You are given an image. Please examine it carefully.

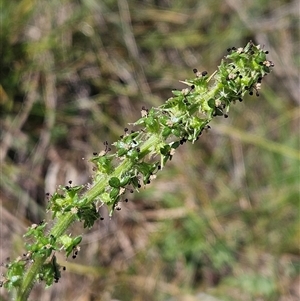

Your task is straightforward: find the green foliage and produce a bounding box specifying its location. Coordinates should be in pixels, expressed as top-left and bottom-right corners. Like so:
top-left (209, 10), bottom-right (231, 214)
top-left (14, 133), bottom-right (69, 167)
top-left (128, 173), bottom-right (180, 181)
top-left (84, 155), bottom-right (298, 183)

top-left (1, 1), bottom-right (298, 301)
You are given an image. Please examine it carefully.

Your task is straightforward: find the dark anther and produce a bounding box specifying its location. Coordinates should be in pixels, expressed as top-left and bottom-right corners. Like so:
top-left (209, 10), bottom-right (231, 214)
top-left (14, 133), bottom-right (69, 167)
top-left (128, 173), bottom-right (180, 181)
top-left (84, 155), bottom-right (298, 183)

top-left (147, 179), bottom-right (151, 184)
top-left (63, 266), bottom-right (66, 271)
top-left (213, 107), bottom-right (223, 116)
top-left (130, 189), bottom-right (134, 193)
top-left (265, 51), bottom-right (269, 54)
top-left (191, 85), bottom-right (195, 89)
top-left (244, 86), bottom-right (249, 90)
top-left (256, 92), bottom-right (260, 97)
top-left (249, 91), bottom-right (253, 95)
top-left (180, 138), bottom-right (187, 144)
top-left (258, 77), bottom-right (262, 83)
top-left (93, 152), bottom-right (98, 156)
top-left (137, 184), bottom-right (141, 188)
top-left (239, 75), bottom-right (243, 78)
top-left (238, 98), bottom-right (243, 102)
top-left (124, 128), bottom-right (128, 132)
top-left (224, 114), bottom-right (229, 118)
top-left (65, 186), bottom-right (70, 190)
top-left (68, 180), bottom-right (72, 184)
top-left (136, 147), bottom-right (140, 152)
top-left (120, 135), bottom-right (124, 139)
top-left (201, 71), bottom-right (208, 76)
top-left (193, 68), bottom-right (198, 73)
top-left (232, 47), bottom-right (237, 51)
top-left (72, 250), bottom-right (78, 259)
top-left (100, 217), bottom-right (104, 220)
top-left (227, 48), bottom-right (231, 52)
top-left (158, 165), bottom-right (161, 170)
top-left (103, 143), bottom-right (110, 154)
top-left (46, 193), bottom-right (50, 196)
top-left (124, 198), bottom-right (128, 202)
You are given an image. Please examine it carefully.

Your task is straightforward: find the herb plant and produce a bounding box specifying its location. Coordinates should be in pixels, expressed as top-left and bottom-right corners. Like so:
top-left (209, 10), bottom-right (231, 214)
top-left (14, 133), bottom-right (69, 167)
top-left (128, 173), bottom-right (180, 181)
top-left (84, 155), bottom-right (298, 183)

top-left (0, 41), bottom-right (274, 301)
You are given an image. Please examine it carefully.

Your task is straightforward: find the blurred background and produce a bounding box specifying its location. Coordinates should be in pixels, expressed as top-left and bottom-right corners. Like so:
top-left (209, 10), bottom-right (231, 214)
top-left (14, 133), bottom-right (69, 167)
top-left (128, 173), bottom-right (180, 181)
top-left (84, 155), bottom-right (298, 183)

top-left (0, 0), bottom-right (299, 300)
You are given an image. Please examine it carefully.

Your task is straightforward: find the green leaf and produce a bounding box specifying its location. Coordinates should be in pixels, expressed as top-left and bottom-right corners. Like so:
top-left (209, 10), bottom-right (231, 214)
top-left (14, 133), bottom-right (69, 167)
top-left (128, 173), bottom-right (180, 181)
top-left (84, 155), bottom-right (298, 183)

top-left (108, 177), bottom-right (121, 188)
top-left (117, 147), bottom-right (128, 157)
top-left (208, 98), bottom-right (215, 108)
top-left (170, 141), bottom-right (180, 149)
top-left (144, 113), bottom-right (160, 132)
top-left (64, 236), bottom-right (82, 257)
top-left (137, 162), bottom-right (151, 176)
top-left (120, 175), bottom-right (131, 186)
top-left (160, 145), bottom-right (171, 155)
top-left (97, 156), bottom-right (113, 174)
top-left (110, 187), bottom-right (120, 200)
top-left (161, 126), bottom-right (172, 139)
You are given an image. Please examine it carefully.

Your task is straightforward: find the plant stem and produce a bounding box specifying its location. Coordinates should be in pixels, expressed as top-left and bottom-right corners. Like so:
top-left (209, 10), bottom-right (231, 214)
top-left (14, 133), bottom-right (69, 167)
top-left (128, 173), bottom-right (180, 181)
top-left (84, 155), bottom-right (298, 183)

top-left (15, 134), bottom-right (161, 300)
top-left (3, 41), bottom-right (274, 301)
top-left (16, 255), bottom-right (46, 301)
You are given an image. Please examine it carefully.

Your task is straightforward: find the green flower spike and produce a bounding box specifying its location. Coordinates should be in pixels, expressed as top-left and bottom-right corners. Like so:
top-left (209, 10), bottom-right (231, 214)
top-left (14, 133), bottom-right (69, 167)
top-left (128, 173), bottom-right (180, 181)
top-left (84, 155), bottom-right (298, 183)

top-left (1, 41), bottom-right (273, 301)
